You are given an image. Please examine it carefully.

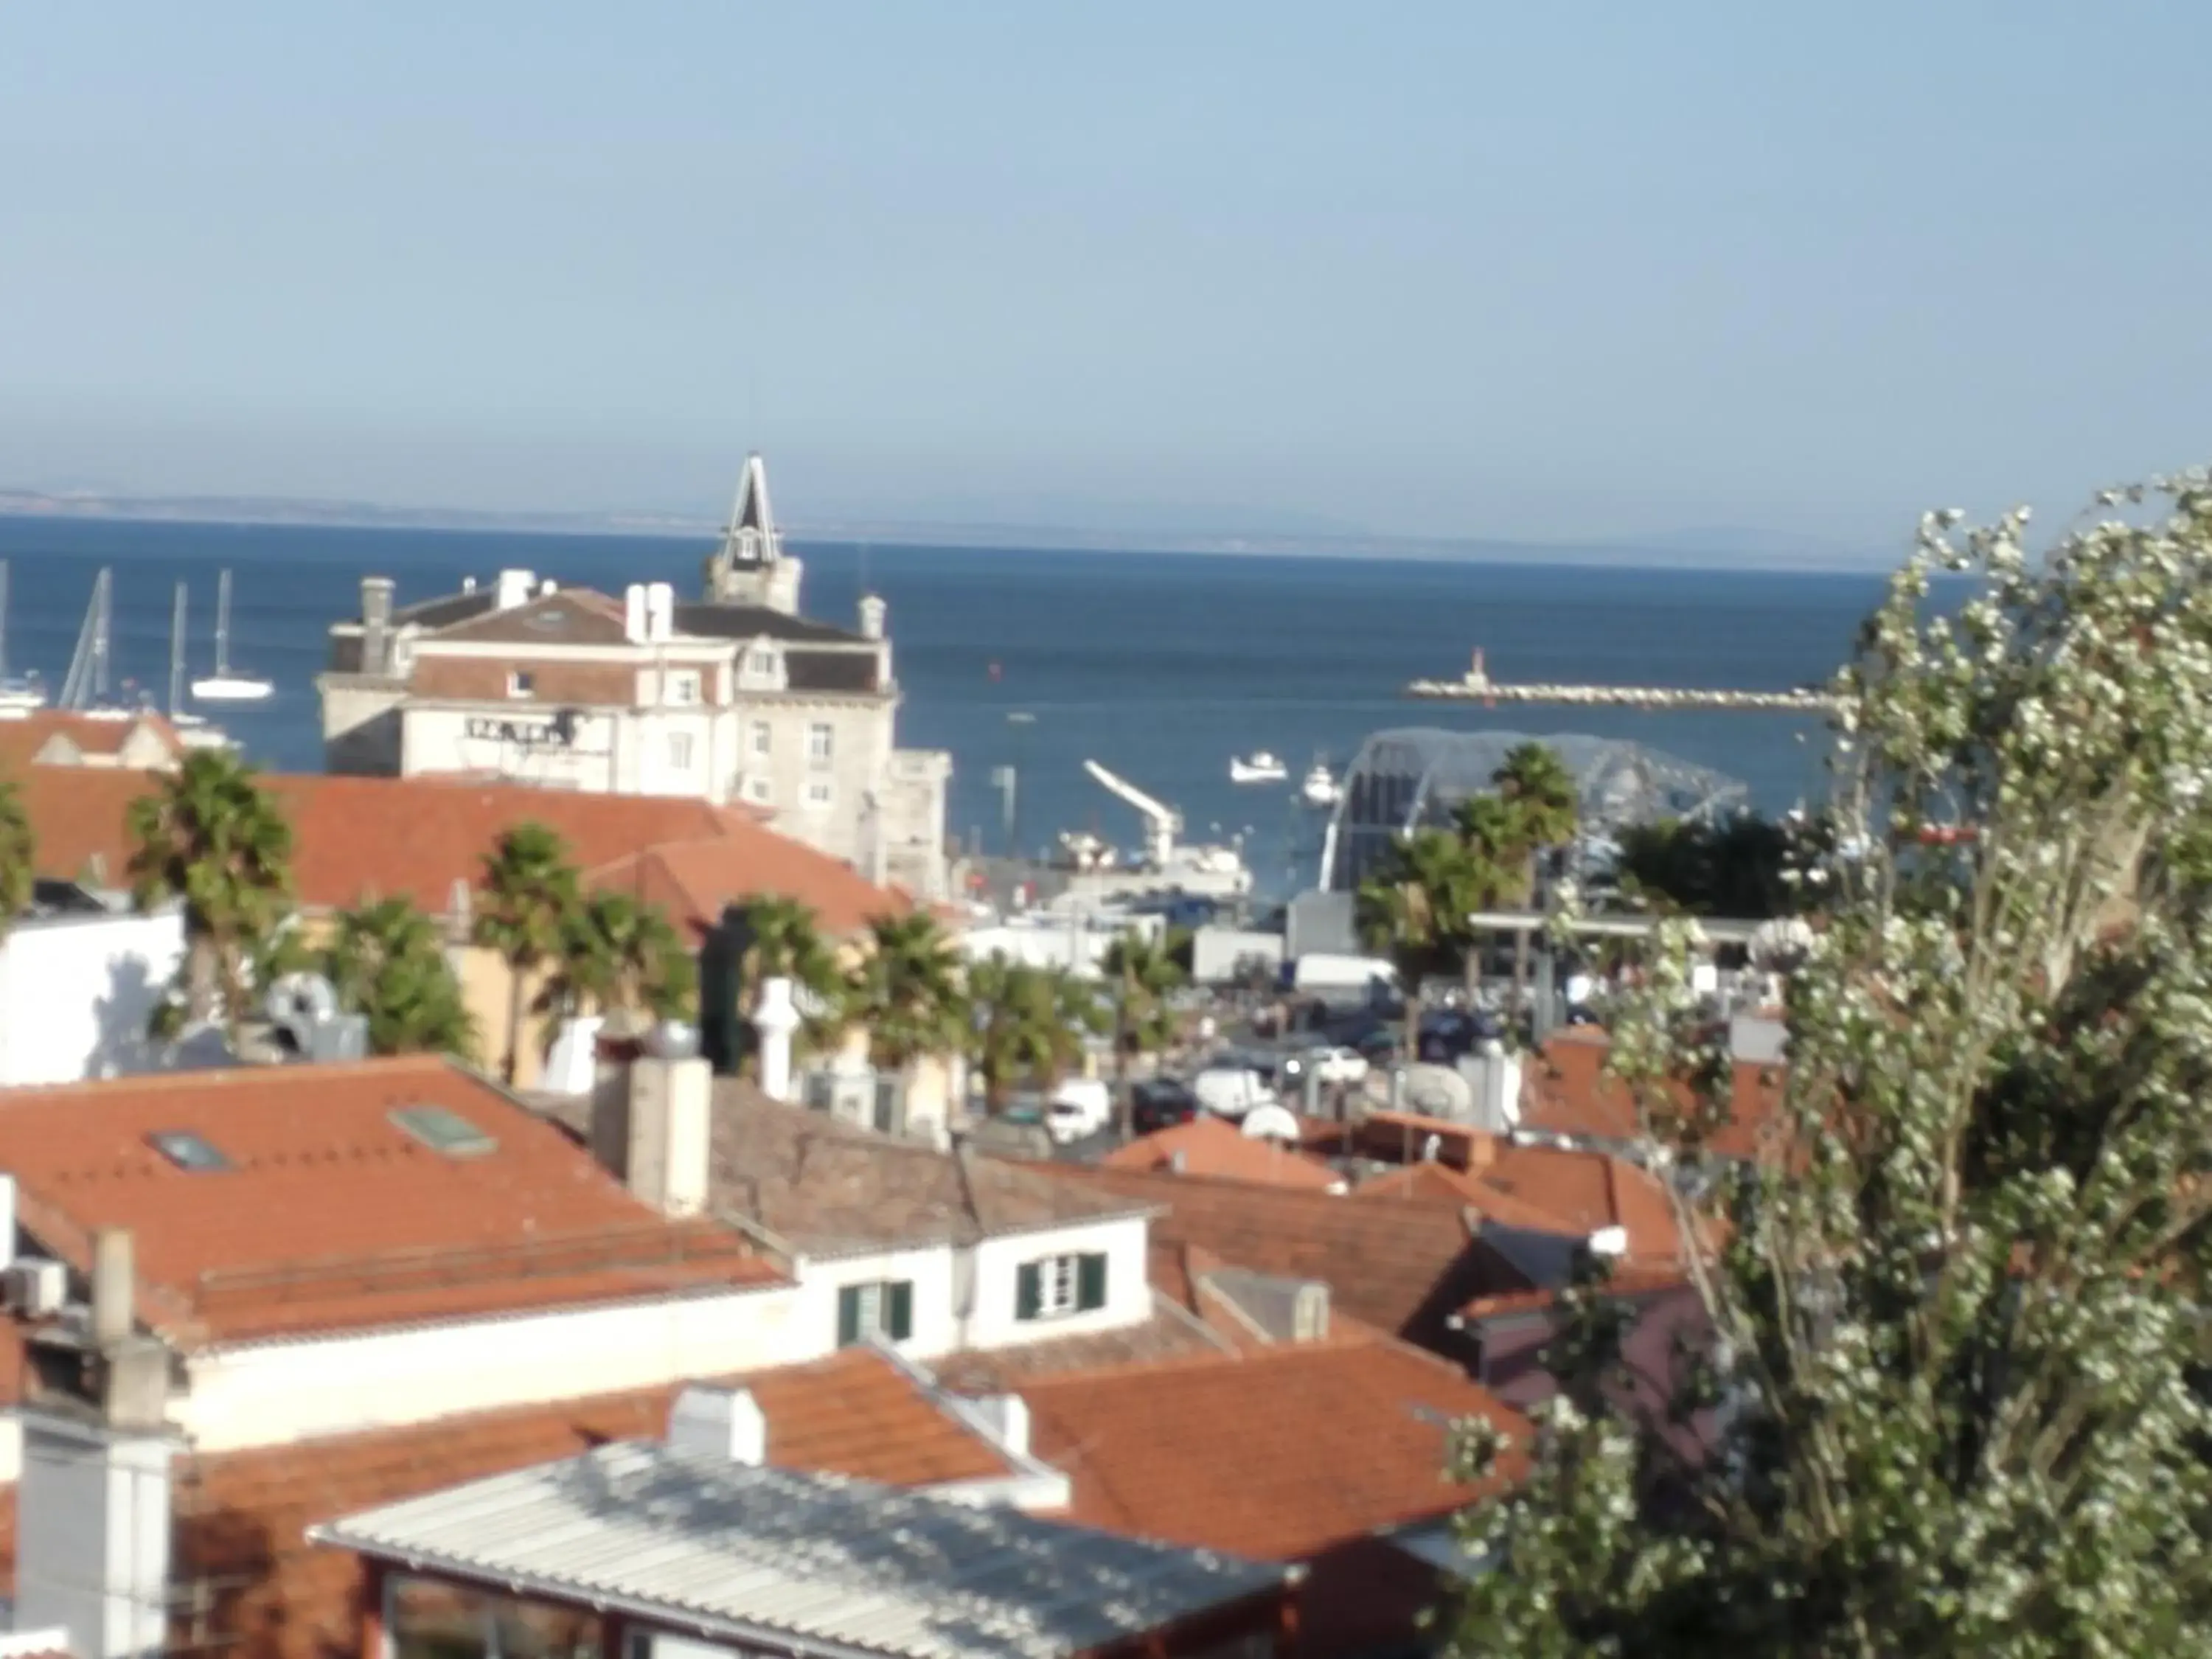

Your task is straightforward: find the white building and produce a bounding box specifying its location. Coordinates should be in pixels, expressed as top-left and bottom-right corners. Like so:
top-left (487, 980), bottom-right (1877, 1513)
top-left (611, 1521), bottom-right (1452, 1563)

top-left (0, 894), bottom-right (184, 1086)
top-left (317, 455), bottom-right (952, 900)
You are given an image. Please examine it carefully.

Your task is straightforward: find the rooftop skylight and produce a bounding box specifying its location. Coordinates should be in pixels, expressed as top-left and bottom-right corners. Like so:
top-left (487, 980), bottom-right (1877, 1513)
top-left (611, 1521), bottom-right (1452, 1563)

top-left (147, 1130), bottom-right (233, 1173)
top-left (389, 1105), bottom-right (497, 1159)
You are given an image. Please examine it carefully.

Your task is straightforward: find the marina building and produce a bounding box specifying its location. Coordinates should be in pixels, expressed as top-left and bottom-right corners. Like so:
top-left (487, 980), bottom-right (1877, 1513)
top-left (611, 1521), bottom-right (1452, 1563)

top-left (316, 455), bottom-right (952, 900)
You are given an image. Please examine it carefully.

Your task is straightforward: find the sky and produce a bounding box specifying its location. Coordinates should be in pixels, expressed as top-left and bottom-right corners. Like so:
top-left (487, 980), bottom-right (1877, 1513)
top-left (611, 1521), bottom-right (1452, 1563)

top-left (4, 2), bottom-right (2210, 555)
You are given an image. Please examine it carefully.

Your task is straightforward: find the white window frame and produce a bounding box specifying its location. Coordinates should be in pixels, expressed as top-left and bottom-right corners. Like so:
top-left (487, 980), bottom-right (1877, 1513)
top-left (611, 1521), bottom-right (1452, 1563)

top-left (666, 669), bottom-right (701, 706)
top-left (807, 722), bottom-right (834, 765)
top-left (506, 669), bottom-right (533, 698)
top-left (804, 778), bottom-right (834, 810)
top-left (1037, 1253), bottom-right (1079, 1317)
top-left (751, 721), bottom-right (772, 757)
top-left (667, 731), bottom-right (695, 771)
top-left (748, 647), bottom-right (777, 676)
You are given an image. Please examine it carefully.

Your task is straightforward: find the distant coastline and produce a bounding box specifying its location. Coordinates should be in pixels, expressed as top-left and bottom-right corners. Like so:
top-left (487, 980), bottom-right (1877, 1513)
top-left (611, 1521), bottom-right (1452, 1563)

top-left (0, 487), bottom-right (1881, 572)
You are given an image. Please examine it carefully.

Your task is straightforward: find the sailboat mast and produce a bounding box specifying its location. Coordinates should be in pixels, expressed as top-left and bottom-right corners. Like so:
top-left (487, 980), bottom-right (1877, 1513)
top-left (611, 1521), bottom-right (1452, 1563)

top-left (94, 568), bottom-right (111, 703)
top-left (214, 569), bottom-right (232, 676)
top-left (0, 560), bottom-right (11, 684)
top-left (170, 582), bottom-right (187, 717)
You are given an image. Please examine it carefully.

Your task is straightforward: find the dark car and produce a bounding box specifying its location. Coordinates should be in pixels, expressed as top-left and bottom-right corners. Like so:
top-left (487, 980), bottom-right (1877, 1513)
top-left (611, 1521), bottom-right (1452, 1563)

top-left (1131, 1079), bottom-right (1199, 1134)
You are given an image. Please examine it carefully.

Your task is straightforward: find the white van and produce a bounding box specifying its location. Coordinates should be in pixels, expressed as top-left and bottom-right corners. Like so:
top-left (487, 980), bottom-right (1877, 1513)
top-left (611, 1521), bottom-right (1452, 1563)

top-left (1044, 1078), bottom-right (1113, 1144)
top-left (1192, 1066), bottom-right (1277, 1120)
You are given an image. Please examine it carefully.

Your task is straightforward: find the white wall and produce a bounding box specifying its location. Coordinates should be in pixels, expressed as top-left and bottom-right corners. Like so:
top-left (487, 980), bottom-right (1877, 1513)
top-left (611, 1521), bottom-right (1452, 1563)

top-left (793, 1245), bottom-right (956, 1357)
top-left (967, 1216), bottom-right (1152, 1350)
top-left (0, 909), bottom-right (187, 1085)
top-left (175, 1284), bottom-right (804, 1451)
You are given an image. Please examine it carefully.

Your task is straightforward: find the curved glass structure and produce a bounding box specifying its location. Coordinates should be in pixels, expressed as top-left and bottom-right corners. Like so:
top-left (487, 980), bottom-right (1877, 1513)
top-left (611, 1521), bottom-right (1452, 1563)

top-left (1320, 726), bottom-right (1748, 891)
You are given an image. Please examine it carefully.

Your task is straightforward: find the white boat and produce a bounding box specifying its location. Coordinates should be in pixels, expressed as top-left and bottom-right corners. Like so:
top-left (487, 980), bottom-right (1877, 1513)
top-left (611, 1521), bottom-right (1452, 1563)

top-left (189, 569), bottom-right (275, 703)
top-left (0, 563), bottom-right (47, 715)
top-left (1229, 750), bottom-right (1287, 785)
top-left (1301, 760), bottom-right (1341, 809)
top-left (167, 582), bottom-right (234, 751)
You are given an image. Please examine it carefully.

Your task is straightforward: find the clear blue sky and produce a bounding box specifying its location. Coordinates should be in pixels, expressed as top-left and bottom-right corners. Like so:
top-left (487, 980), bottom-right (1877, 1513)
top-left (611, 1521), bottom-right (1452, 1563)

top-left (4, 2), bottom-right (2208, 552)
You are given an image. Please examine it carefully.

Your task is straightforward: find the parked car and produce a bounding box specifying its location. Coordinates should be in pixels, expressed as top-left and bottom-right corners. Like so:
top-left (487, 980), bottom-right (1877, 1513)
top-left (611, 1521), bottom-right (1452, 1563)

top-left (1043, 1078), bottom-right (1113, 1145)
top-left (1304, 1045), bottom-right (1370, 1085)
top-left (1131, 1078), bottom-right (1199, 1135)
top-left (1192, 1065), bottom-right (1278, 1119)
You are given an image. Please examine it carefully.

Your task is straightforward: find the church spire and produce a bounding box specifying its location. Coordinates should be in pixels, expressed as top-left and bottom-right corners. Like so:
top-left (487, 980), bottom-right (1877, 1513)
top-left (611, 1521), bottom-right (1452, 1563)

top-left (703, 451), bottom-right (804, 614)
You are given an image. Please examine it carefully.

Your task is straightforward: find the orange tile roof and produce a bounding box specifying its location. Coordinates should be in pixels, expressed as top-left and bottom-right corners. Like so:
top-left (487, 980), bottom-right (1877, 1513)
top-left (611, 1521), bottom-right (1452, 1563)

top-left (0, 710), bottom-right (183, 771)
top-left (1017, 1338), bottom-right (1531, 1561)
top-left (1021, 1163), bottom-right (1526, 1340)
top-left (143, 1349), bottom-right (1010, 1659)
top-left (1100, 1116), bottom-right (1346, 1192)
top-left (0, 1056), bottom-right (776, 1345)
top-left (1357, 1144), bottom-right (1691, 1264)
top-left (17, 767), bottom-right (901, 934)
top-left (1523, 1030), bottom-right (1786, 1161)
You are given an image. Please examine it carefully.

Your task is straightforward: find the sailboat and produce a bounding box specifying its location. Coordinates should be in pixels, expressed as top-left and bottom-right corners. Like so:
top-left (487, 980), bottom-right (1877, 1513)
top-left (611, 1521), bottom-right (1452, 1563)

top-left (190, 569), bottom-right (274, 703)
top-left (167, 583), bottom-right (233, 751)
top-left (0, 563), bottom-right (48, 715)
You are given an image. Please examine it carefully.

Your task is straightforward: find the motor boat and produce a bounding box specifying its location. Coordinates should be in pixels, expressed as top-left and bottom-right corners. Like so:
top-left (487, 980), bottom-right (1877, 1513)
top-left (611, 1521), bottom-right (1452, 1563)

top-left (189, 568), bottom-right (275, 703)
top-left (1300, 759), bottom-right (1340, 808)
top-left (1229, 750), bottom-right (1287, 785)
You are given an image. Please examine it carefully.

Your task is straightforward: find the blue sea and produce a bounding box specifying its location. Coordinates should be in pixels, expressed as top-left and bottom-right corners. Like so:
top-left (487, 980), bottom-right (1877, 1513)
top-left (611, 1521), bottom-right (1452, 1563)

top-left (0, 517), bottom-right (1879, 894)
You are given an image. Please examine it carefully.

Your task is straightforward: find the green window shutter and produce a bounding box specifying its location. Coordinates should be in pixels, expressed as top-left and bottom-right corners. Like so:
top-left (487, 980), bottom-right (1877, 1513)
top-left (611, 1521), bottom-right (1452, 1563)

top-left (887, 1280), bottom-right (915, 1343)
top-left (1077, 1252), bottom-right (1108, 1312)
top-left (1016, 1262), bottom-right (1043, 1322)
top-left (836, 1284), bottom-right (863, 1347)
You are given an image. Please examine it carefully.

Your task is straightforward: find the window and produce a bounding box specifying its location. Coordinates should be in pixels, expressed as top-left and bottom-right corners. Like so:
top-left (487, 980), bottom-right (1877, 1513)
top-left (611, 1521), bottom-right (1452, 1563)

top-left (389, 1105), bottom-right (497, 1158)
top-left (667, 732), bottom-right (695, 771)
top-left (1016, 1251), bottom-right (1107, 1321)
top-left (147, 1130), bottom-right (232, 1172)
top-left (807, 722), bottom-right (833, 765)
top-left (751, 721), bottom-right (772, 757)
top-left (836, 1279), bottom-right (915, 1346)
top-left (745, 775), bottom-right (772, 804)
top-left (747, 647), bottom-right (777, 676)
top-left (506, 670), bottom-right (534, 698)
top-left (666, 669), bottom-right (701, 706)
top-left (804, 779), bottom-right (833, 810)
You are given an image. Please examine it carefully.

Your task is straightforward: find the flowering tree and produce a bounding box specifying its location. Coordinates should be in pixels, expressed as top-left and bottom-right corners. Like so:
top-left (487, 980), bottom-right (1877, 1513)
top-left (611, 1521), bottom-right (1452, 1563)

top-left (1450, 473), bottom-right (2212, 1656)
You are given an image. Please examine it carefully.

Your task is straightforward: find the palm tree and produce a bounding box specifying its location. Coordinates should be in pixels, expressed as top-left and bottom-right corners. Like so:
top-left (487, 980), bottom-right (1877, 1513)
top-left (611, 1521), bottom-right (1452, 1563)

top-left (1356, 827), bottom-right (1480, 1063)
top-left (541, 891), bottom-right (697, 1034)
top-left (966, 956), bottom-right (1106, 1111)
top-left (1488, 741), bottom-right (1580, 1011)
top-left (1450, 791), bottom-right (1525, 999)
top-left (323, 897), bottom-right (477, 1060)
top-left (472, 821), bottom-right (581, 1084)
top-left (0, 778), bottom-right (35, 936)
top-left (125, 750), bottom-right (294, 1040)
top-left (726, 894), bottom-right (847, 1064)
top-left (844, 911), bottom-right (968, 1080)
top-left (1099, 928), bottom-right (1187, 1138)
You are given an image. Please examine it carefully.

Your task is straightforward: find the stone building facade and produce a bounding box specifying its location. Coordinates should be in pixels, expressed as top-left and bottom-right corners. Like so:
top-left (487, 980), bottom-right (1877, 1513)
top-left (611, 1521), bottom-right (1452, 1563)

top-left (316, 457), bottom-right (951, 899)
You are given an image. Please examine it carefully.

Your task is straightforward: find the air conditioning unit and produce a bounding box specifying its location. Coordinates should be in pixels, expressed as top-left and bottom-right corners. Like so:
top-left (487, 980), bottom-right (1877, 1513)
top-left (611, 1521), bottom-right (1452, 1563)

top-left (4, 1258), bottom-right (68, 1317)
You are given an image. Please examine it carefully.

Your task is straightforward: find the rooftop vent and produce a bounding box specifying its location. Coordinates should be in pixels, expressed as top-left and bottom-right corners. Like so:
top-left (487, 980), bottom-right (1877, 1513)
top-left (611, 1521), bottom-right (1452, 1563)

top-left (389, 1105), bottom-right (497, 1159)
top-left (147, 1130), bottom-right (232, 1173)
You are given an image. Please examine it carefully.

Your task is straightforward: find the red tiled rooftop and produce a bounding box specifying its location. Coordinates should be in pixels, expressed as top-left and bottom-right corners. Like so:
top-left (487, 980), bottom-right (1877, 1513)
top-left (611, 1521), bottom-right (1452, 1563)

top-left (1523, 1030), bottom-right (1785, 1161)
top-left (0, 1056), bottom-right (776, 1344)
top-left (1100, 1116), bottom-right (1346, 1192)
top-left (0, 710), bottom-right (182, 771)
top-left (1356, 1144), bottom-right (1692, 1263)
top-left (18, 768), bottom-right (900, 935)
top-left (1018, 1338), bottom-right (1531, 1561)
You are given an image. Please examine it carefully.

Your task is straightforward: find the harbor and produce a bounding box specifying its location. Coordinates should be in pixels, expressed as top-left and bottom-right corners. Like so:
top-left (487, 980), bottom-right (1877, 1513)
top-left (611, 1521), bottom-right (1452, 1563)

top-left (1405, 647), bottom-right (1840, 712)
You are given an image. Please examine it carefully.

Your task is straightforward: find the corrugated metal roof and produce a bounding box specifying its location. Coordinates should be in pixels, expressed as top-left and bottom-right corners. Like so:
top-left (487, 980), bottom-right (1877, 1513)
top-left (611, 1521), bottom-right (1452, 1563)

top-left (310, 1444), bottom-right (1285, 1659)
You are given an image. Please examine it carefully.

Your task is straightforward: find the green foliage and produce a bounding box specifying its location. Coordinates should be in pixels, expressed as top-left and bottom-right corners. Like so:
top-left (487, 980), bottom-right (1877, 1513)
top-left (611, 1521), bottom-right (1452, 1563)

top-left (966, 954), bottom-right (1106, 1110)
top-left (324, 897), bottom-right (477, 1060)
top-left (845, 911), bottom-right (969, 1074)
top-left (1614, 811), bottom-right (1813, 919)
top-left (1099, 927), bottom-right (1187, 1135)
top-left (1357, 826), bottom-right (1488, 1053)
top-left (540, 891), bottom-right (697, 1034)
top-left (0, 776), bottom-right (34, 931)
top-left (1449, 474), bottom-right (2212, 1658)
top-left (726, 894), bottom-right (847, 1059)
top-left (125, 750), bottom-right (294, 1039)
top-left (471, 821), bottom-right (581, 1083)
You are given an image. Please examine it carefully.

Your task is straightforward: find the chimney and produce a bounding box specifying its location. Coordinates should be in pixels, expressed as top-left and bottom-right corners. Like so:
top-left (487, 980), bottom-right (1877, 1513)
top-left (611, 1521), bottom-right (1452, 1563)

top-left (858, 594), bottom-right (887, 641)
top-left (361, 576), bottom-right (394, 675)
top-left (91, 1229), bottom-right (133, 1349)
top-left (1473, 1040), bottom-right (1523, 1131)
top-left (646, 581), bottom-right (675, 643)
top-left (754, 977), bottom-right (801, 1103)
top-left (16, 1414), bottom-right (174, 1659)
top-left (624, 583), bottom-right (648, 644)
top-left (667, 1384), bottom-right (765, 1464)
top-left (1293, 1281), bottom-right (1331, 1343)
top-left (967, 1394), bottom-right (1030, 1460)
top-left (622, 1048), bottom-right (712, 1218)
top-left (494, 568), bottom-right (535, 611)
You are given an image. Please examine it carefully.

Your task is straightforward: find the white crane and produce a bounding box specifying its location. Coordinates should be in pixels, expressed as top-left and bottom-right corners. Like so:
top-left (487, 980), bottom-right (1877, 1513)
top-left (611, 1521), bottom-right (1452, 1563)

top-left (1082, 759), bottom-right (1180, 870)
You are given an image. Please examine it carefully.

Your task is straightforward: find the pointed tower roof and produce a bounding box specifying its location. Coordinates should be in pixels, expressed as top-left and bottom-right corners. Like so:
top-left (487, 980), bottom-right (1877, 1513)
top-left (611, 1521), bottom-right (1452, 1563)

top-left (724, 452), bottom-right (776, 552)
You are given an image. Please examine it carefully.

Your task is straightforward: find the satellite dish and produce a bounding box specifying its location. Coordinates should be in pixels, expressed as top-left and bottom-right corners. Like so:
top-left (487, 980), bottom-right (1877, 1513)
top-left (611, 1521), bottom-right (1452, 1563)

top-left (1240, 1103), bottom-right (1302, 1144)
top-left (1402, 1063), bottom-right (1474, 1120)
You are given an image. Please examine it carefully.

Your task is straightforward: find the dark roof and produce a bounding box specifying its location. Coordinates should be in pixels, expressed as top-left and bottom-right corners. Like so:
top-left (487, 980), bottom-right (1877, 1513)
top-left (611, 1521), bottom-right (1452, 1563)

top-left (394, 590), bottom-right (498, 630)
top-left (785, 649), bottom-right (883, 695)
top-left (429, 591), bottom-right (633, 647)
top-left (674, 601), bottom-right (867, 646)
top-left (540, 1083), bottom-right (1153, 1255)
